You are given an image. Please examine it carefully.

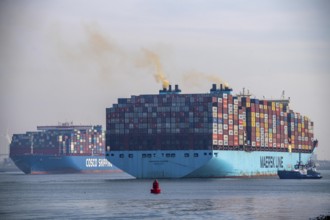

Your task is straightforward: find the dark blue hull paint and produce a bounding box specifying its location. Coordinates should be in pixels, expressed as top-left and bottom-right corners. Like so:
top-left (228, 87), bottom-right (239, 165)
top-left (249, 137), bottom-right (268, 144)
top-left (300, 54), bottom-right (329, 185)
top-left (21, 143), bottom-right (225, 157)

top-left (277, 170), bottom-right (322, 179)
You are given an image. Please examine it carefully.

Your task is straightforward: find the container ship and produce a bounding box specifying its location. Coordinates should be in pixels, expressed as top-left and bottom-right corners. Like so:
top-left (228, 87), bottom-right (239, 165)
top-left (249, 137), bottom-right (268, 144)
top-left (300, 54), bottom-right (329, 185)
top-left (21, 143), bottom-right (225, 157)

top-left (105, 84), bottom-right (318, 178)
top-left (10, 123), bottom-right (121, 174)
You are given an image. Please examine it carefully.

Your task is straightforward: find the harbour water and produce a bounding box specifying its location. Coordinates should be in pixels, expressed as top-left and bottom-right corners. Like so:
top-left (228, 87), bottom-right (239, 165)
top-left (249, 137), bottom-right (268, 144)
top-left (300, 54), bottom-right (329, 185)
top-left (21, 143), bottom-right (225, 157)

top-left (0, 171), bottom-right (329, 219)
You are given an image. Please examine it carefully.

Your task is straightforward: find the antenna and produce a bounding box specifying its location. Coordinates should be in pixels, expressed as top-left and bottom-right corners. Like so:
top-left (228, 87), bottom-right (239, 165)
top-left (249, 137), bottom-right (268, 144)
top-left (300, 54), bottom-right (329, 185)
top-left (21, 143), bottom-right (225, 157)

top-left (281, 90), bottom-right (285, 99)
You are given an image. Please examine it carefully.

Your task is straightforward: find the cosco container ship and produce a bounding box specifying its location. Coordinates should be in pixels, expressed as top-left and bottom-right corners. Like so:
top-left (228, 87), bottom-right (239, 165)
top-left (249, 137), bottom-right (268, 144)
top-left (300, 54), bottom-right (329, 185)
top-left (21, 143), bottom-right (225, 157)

top-left (10, 123), bottom-right (121, 174)
top-left (105, 84), bottom-right (318, 178)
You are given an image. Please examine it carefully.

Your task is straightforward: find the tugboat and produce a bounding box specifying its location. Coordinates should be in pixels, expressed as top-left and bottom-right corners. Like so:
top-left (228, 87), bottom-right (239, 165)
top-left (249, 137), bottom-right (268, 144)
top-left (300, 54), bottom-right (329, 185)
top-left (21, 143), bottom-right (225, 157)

top-left (278, 153), bottom-right (322, 179)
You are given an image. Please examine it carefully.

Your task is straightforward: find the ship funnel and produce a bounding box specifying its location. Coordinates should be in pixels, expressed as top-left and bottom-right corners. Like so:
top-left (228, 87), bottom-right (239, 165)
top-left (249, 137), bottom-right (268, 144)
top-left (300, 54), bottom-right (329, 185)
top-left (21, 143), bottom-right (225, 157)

top-left (159, 84), bottom-right (181, 95)
top-left (175, 84), bottom-right (181, 93)
top-left (210, 84), bottom-right (217, 92)
top-left (210, 83), bottom-right (232, 95)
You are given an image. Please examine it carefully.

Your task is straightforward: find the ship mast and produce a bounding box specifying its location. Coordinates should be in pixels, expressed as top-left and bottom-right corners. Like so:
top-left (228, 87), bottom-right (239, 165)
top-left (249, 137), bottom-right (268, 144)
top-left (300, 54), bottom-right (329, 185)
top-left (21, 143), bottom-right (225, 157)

top-left (236, 87), bottom-right (252, 98)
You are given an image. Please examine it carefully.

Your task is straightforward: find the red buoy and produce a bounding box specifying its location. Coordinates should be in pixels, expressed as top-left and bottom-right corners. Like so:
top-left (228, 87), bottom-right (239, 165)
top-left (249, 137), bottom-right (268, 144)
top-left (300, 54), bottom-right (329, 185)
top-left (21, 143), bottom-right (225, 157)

top-left (150, 179), bottom-right (161, 194)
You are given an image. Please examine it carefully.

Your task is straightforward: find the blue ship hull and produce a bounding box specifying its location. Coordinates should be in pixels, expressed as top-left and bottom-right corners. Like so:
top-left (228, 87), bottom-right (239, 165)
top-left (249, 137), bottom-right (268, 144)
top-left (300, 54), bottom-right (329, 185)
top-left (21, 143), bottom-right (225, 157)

top-left (106, 150), bottom-right (312, 178)
top-left (11, 155), bottom-right (121, 174)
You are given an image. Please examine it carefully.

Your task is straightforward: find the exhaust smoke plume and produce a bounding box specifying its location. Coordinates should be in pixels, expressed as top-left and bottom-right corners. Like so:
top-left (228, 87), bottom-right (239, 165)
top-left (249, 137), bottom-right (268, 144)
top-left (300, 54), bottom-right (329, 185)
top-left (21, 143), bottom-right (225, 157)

top-left (52, 23), bottom-right (126, 83)
top-left (137, 49), bottom-right (170, 89)
top-left (183, 71), bottom-right (229, 88)
top-left (54, 24), bottom-right (171, 88)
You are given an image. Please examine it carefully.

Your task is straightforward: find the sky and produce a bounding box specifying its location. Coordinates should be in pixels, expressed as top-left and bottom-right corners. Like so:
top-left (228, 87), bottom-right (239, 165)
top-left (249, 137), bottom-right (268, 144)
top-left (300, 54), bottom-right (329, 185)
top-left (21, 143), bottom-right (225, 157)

top-left (0, 0), bottom-right (329, 159)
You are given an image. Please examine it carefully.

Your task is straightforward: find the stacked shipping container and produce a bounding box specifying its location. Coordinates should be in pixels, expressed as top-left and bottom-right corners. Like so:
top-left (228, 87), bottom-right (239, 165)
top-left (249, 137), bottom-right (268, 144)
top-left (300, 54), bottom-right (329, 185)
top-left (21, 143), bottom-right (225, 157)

top-left (106, 92), bottom-right (214, 151)
top-left (106, 84), bottom-right (315, 153)
top-left (10, 125), bottom-right (105, 156)
top-left (240, 97), bottom-right (290, 149)
top-left (288, 111), bottom-right (314, 150)
top-left (212, 92), bottom-right (246, 148)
